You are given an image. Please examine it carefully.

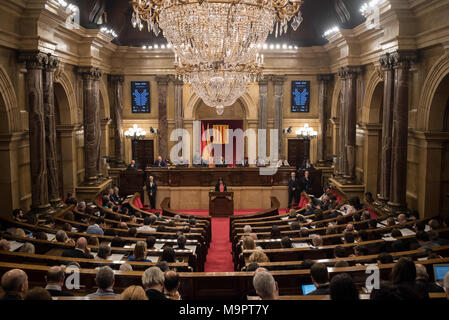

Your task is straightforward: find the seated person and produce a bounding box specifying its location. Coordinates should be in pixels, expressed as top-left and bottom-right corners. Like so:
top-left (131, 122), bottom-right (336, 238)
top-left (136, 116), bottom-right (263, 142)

top-left (301, 159), bottom-right (315, 170)
top-left (129, 241), bottom-right (151, 262)
top-left (62, 237), bottom-right (94, 259)
top-left (154, 155), bottom-right (167, 167)
top-left (127, 159), bottom-right (138, 170)
top-left (174, 235), bottom-right (187, 250)
top-left (307, 263), bottom-right (330, 295)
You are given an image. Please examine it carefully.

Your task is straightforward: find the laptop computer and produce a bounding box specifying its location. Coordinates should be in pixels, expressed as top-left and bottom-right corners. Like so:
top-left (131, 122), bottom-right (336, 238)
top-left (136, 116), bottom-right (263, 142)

top-left (433, 264), bottom-right (449, 286)
top-left (301, 284), bottom-right (317, 295)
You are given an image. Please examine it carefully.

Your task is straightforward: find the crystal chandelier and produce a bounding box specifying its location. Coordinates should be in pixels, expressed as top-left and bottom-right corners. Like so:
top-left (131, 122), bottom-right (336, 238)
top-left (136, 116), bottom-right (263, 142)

top-left (131, 0), bottom-right (303, 114)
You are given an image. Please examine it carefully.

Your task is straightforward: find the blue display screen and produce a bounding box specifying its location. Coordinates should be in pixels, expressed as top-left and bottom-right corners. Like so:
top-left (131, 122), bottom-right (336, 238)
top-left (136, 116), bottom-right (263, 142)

top-left (301, 284), bottom-right (316, 295)
top-left (434, 264), bottom-right (449, 281)
top-left (291, 81), bottom-right (311, 113)
top-left (131, 81), bottom-right (150, 113)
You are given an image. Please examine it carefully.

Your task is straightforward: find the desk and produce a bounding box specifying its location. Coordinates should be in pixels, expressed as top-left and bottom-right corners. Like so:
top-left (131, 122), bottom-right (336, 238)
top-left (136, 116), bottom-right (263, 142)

top-left (209, 192), bottom-right (234, 217)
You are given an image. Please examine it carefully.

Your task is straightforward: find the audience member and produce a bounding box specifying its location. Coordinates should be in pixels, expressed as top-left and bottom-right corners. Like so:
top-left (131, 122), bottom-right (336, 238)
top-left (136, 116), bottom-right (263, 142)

top-left (142, 266), bottom-right (168, 300)
top-left (86, 266), bottom-right (119, 297)
top-left (62, 237), bottom-right (94, 259)
top-left (308, 263), bottom-right (330, 295)
top-left (24, 287), bottom-right (52, 300)
top-left (248, 250), bottom-right (270, 264)
top-left (252, 270), bottom-right (279, 300)
top-left (129, 241), bottom-right (151, 262)
top-left (164, 270), bottom-right (181, 300)
top-left (329, 273), bottom-right (359, 301)
top-left (120, 285), bottom-right (148, 300)
top-left (1, 268), bottom-right (28, 300)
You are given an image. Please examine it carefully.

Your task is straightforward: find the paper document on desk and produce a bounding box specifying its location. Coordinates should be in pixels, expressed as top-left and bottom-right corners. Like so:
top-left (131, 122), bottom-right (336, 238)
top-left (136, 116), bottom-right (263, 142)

top-left (382, 234), bottom-right (396, 241)
top-left (185, 245), bottom-right (196, 253)
top-left (109, 253), bottom-right (125, 261)
top-left (280, 216), bottom-right (289, 220)
top-left (9, 241), bottom-right (24, 251)
top-left (399, 228), bottom-right (415, 236)
top-left (154, 243), bottom-right (164, 250)
top-left (292, 242), bottom-right (311, 248)
top-left (124, 243), bottom-right (136, 249)
top-left (46, 233), bottom-right (56, 241)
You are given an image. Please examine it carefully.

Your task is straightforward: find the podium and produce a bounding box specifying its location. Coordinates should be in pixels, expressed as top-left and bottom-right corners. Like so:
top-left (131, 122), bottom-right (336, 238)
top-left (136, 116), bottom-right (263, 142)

top-left (209, 191), bottom-right (234, 217)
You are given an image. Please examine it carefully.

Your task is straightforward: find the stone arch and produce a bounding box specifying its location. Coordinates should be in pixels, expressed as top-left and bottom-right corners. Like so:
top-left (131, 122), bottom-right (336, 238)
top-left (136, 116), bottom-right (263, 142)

top-left (184, 91), bottom-right (257, 121)
top-left (54, 72), bottom-right (77, 125)
top-left (419, 53), bottom-right (449, 131)
top-left (362, 69), bottom-right (384, 124)
top-left (0, 65), bottom-right (20, 133)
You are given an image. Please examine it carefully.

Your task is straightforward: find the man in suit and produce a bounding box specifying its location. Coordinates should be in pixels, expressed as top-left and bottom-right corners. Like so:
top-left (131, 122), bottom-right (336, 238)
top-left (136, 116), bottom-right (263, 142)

top-left (307, 263), bottom-right (330, 295)
top-left (301, 159), bottom-right (315, 170)
top-left (288, 171), bottom-right (300, 208)
top-left (142, 266), bottom-right (168, 300)
top-left (45, 266), bottom-right (74, 297)
top-left (86, 266), bottom-right (120, 297)
top-left (301, 170), bottom-right (313, 194)
top-left (252, 270), bottom-right (279, 300)
top-left (154, 155), bottom-right (167, 167)
top-left (146, 175), bottom-right (158, 209)
top-left (1, 269), bottom-right (28, 300)
top-left (415, 264), bottom-right (445, 294)
top-left (175, 235), bottom-right (187, 250)
top-left (127, 159), bottom-right (138, 170)
top-left (62, 237), bottom-right (94, 259)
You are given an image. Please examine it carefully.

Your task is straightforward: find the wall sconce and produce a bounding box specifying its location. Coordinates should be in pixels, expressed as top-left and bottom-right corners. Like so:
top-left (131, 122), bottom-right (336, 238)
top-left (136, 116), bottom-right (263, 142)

top-left (125, 124), bottom-right (146, 141)
top-left (149, 127), bottom-right (158, 134)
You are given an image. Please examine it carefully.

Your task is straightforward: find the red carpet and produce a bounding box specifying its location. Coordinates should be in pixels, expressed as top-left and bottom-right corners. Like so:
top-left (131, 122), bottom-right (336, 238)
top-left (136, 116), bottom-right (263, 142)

top-left (180, 209), bottom-right (287, 272)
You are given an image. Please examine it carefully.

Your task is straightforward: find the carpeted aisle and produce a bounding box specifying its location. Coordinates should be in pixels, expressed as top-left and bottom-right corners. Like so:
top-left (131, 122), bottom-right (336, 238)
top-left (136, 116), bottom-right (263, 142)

top-left (180, 209), bottom-right (286, 272)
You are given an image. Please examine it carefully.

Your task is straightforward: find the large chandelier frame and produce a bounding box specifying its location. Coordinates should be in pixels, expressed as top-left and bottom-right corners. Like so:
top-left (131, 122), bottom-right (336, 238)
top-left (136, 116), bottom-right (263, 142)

top-left (132, 0), bottom-right (303, 114)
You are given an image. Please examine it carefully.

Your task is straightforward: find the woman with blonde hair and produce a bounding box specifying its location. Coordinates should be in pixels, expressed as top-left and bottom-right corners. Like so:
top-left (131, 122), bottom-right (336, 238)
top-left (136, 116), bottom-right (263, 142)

top-left (120, 285), bottom-right (148, 300)
top-left (129, 241), bottom-right (151, 262)
top-left (248, 250), bottom-right (270, 263)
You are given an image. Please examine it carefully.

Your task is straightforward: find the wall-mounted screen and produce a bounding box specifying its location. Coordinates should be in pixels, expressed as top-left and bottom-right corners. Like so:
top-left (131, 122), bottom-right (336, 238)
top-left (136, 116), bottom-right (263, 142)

top-left (291, 80), bottom-right (311, 113)
top-left (131, 81), bottom-right (150, 113)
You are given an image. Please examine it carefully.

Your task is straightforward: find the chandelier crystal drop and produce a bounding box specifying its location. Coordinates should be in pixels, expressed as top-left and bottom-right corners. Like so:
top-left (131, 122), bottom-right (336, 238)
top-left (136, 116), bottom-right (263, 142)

top-left (132, 0), bottom-right (303, 114)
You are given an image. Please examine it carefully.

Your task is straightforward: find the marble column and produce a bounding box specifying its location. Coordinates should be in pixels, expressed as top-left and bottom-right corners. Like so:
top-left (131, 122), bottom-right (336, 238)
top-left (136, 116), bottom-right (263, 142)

top-left (377, 53), bottom-right (395, 204)
top-left (388, 51), bottom-right (417, 211)
top-left (258, 79), bottom-right (268, 131)
top-left (43, 54), bottom-right (61, 205)
top-left (343, 66), bottom-right (361, 181)
top-left (19, 51), bottom-right (51, 212)
top-left (337, 69), bottom-right (347, 176)
top-left (317, 74), bottom-right (333, 164)
top-left (109, 75), bottom-right (125, 166)
top-left (174, 79), bottom-right (184, 146)
top-left (273, 76), bottom-right (285, 159)
top-left (78, 67), bottom-right (102, 184)
top-left (157, 76), bottom-right (169, 159)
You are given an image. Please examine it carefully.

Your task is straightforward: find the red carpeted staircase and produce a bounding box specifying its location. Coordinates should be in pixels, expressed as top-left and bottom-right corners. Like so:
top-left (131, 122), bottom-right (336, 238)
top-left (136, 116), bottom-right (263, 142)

top-left (181, 209), bottom-right (278, 272)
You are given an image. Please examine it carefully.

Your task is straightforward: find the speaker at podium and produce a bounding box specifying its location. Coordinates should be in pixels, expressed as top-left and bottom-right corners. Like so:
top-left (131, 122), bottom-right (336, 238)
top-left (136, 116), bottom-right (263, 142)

top-left (209, 191), bottom-right (234, 217)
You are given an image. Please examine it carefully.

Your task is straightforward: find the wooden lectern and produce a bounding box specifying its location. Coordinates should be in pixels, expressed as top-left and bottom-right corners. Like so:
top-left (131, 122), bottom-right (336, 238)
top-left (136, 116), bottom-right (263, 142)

top-left (209, 191), bottom-right (234, 217)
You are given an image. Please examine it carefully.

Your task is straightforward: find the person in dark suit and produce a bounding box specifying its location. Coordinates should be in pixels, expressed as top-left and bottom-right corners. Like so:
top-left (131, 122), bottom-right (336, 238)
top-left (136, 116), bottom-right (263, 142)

top-left (288, 171), bottom-right (300, 208)
top-left (127, 159), bottom-right (138, 170)
top-left (146, 175), bottom-right (157, 209)
top-left (301, 159), bottom-right (315, 170)
top-left (154, 155), bottom-right (167, 167)
top-left (61, 237), bottom-right (94, 259)
top-left (0, 269), bottom-right (28, 300)
top-left (415, 264), bottom-right (445, 294)
top-left (45, 266), bottom-right (74, 297)
top-left (301, 170), bottom-right (313, 194)
top-left (215, 177), bottom-right (227, 192)
top-left (307, 263), bottom-right (330, 295)
top-left (142, 267), bottom-right (168, 300)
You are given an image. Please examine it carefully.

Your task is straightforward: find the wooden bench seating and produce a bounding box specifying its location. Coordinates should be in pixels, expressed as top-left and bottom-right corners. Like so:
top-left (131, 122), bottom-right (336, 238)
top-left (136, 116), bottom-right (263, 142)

top-left (1, 257), bottom-right (447, 300)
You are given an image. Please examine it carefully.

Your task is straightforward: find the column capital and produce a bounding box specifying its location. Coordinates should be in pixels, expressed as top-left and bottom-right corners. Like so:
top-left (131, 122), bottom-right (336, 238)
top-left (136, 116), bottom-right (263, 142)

top-left (390, 51), bottom-right (418, 69)
top-left (77, 66), bottom-right (103, 80)
top-left (258, 79), bottom-right (269, 86)
top-left (156, 75), bottom-right (171, 85)
top-left (108, 74), bottom-right (124, 83)
top-left (174, 79), bottom-right (184, 86)
top-left (317, 74), bottom-right (334, 82)
top-left (19, 51), bottom-right (49, 70)
top-left (379, 52), bottom-right (395, 70)
top-left (269, 75), bottom-right (286, 84)
top-left (44, 54), bottom-right (59, 71)
top-left (338, 66), bottom-right (362, 79)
